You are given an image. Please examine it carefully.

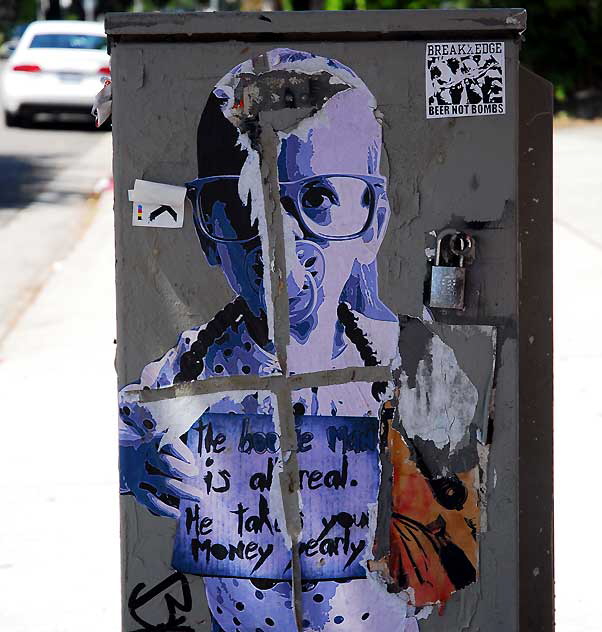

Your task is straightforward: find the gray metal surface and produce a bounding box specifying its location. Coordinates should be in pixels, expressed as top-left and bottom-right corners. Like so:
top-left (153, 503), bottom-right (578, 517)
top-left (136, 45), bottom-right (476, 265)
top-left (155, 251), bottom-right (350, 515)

top-left (518, 65), bottom-right (554, 632)
top-left (110, 10), bottom-right (551, 631)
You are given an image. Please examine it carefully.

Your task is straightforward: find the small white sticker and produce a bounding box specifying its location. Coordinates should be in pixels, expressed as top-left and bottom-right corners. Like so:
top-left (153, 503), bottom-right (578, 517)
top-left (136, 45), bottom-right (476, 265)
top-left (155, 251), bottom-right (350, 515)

top-left (426, 42), bottom-right (505, 119)
top-left (129, 179), bottom-right (186, 228)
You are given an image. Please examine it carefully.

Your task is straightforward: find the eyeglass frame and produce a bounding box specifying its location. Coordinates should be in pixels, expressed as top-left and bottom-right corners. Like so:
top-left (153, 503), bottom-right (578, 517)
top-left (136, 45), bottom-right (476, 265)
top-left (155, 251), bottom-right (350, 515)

top-left (186, 173), bottom-right (388, 244)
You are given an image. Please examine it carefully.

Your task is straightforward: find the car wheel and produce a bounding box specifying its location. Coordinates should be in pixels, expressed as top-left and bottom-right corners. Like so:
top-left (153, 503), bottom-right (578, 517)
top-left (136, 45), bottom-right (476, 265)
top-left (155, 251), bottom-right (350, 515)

top-left (4, 110), bottom-right (23, 127)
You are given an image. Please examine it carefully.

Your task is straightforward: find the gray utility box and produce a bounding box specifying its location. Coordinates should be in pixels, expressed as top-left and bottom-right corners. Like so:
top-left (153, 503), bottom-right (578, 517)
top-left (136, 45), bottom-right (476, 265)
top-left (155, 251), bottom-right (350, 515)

top-left (106, 9), bottom-right (552, 632)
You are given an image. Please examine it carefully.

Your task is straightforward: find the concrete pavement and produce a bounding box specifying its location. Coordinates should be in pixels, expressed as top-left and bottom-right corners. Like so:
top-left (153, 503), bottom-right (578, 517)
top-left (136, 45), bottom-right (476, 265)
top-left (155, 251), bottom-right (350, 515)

top-left (0, 186), bottom-right (120, 632)
top-left (0, 122), bottom-right (599, 630)
top-left (553, 123), bottom-right (602, 632)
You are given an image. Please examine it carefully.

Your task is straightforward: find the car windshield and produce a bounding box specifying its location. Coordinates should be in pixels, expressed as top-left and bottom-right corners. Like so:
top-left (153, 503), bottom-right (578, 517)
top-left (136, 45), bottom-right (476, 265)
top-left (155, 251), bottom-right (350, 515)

top-left (29, 33), bottom-right (106, 50)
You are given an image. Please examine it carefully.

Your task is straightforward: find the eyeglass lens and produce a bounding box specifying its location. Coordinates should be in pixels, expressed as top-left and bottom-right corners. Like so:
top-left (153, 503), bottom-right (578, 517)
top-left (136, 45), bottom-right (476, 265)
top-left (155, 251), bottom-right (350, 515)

top-left (199, 179), bottom-right (257, 241)
top-left (198, 176), bottom-right (373, 241)
top-left (297, 176), bottom-right (372, 238)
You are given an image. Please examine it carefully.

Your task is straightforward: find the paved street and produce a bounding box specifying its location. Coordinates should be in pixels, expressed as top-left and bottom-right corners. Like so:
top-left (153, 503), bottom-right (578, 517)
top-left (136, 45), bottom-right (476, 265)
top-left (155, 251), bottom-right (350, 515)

top-left (0, 65), bottom-right (111, 343)
top-left (0, 115), bottom-right (599, 630)
top-left (0, 61), bottom-right (109, 229)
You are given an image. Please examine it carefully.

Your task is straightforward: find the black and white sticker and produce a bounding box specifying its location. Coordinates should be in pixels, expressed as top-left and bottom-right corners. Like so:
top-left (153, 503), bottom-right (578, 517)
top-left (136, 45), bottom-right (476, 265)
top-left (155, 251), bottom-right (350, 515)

top-left (426, 42), bottom-right (505, 119)
top-left (129, 179), bottom-right (186, 228)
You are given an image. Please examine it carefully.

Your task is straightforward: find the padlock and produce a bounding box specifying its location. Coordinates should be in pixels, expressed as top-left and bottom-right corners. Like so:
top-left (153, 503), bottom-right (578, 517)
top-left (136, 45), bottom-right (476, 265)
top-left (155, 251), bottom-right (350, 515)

top-left (429, 230), bottom-right (475, 310)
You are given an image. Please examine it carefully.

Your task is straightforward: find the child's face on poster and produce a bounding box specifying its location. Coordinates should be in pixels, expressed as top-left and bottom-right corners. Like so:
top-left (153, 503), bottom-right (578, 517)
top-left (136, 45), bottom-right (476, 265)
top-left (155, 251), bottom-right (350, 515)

top-left (198, 88), bottom-right (390, 336)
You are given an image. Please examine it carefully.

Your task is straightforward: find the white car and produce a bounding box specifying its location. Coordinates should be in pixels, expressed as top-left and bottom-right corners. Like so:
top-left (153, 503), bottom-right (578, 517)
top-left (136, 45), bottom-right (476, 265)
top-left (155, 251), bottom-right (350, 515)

top-left (1, 20), bottom-right (109, 127)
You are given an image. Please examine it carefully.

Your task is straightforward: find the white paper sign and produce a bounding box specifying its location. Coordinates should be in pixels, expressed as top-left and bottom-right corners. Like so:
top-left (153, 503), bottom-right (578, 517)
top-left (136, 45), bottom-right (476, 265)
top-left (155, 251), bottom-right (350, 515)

top-left (129, 179), bottom-right (186, 228)
top-left (425, 42), bottom-right (505, 119)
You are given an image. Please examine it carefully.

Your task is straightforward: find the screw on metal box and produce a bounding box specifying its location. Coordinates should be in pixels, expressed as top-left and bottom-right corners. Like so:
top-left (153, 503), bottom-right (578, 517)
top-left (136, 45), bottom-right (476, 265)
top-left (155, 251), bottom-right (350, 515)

top-left (429, 229), bottom-right (475, 310)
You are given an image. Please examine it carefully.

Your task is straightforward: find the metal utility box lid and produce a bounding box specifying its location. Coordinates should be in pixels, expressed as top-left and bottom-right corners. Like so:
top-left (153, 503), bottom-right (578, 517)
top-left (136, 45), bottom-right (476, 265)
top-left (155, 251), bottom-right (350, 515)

top-left (106, 9), bottom-right (527, 41)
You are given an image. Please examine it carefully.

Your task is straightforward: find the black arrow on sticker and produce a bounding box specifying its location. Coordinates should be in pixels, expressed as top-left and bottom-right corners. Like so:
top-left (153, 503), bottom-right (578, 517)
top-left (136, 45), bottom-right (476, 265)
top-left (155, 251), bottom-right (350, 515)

top-left (149, 204), bottom-right (178, 222)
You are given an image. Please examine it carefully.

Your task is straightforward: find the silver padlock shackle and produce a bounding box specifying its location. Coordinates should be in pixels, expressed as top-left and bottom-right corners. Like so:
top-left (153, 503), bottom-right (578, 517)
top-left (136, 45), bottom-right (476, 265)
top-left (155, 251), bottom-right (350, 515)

top-left (435, 229), bottom-right (475, 267)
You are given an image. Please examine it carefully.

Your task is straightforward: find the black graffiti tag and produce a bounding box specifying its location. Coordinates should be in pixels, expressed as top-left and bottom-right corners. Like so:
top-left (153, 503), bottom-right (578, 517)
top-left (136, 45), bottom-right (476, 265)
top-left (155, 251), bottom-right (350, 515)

top-left (149, 205), bottom-right (178, 222)
top-left (128, 572), bottom-right (193, 631)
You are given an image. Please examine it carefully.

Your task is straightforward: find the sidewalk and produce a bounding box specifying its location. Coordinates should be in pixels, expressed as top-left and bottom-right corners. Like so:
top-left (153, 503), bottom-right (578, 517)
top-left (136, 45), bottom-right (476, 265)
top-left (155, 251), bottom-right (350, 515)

top-left (553, 123), bottom-right (602, 632)
top-left (0, 188), bottom-right (120, 632)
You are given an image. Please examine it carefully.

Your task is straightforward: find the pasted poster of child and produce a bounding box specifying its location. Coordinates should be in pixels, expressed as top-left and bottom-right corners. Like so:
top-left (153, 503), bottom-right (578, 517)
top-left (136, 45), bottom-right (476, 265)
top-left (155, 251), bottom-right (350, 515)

top-left (118, 48), bottom-right (492, 632)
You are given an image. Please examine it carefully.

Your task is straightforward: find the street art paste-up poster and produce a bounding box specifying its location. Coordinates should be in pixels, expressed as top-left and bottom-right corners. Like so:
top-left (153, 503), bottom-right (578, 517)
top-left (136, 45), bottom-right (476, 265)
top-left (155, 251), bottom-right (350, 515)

top-left (119, 48), bottom-right (497, 631)
top-left (172, 412), bottom-right (380, 581)
top-left (425, 41), bottom-right (505, 119)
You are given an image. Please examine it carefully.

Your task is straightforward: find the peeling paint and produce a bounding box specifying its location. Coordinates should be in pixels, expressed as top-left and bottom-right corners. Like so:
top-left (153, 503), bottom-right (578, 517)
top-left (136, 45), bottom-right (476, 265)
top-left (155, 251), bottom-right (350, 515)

top-left (397, 332), bottom-right (479, 453)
